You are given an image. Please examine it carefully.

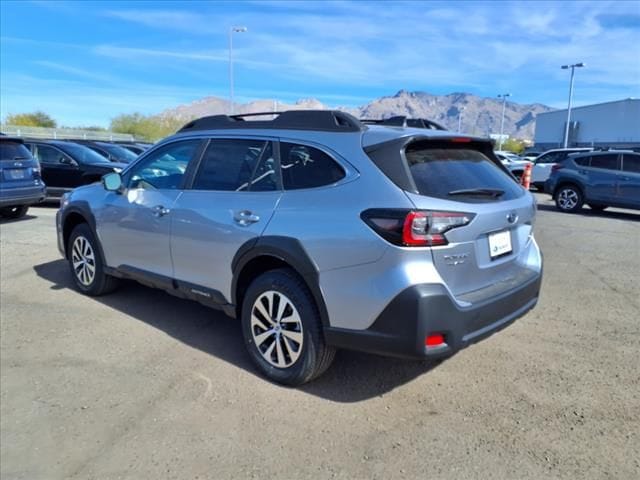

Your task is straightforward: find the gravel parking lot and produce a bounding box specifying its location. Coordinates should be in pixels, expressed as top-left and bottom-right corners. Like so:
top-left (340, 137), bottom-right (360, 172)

top-left (1, 194), bottom-right (639, 479)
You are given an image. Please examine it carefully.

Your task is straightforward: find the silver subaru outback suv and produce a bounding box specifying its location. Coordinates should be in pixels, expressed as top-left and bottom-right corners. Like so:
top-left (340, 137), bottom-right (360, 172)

top-left (56, 111), bottom-right (542, 385)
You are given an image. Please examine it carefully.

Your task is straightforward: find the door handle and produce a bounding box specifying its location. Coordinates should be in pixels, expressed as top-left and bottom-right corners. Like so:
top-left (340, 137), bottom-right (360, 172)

top-left (151, 205), bottom-right (170, 217)
top-left (618, 176), bottom-right (631, 181)
top-left (234, 210), bottom-right (260, 226)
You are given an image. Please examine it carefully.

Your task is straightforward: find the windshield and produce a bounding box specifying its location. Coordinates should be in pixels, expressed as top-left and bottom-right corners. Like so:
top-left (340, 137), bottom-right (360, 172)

top-left (97, 143), bottom-right (138, 163)
top-left (58, 142), bottom-right (111, 164)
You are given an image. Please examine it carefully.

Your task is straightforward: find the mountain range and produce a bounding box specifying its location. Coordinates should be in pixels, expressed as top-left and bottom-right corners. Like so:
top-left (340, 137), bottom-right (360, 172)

top-left (160, 90), bottom-right (555, 140)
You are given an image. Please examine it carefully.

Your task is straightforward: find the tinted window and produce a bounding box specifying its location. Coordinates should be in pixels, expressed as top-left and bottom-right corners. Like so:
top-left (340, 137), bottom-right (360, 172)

top-left (589, 154), bottom-right (619, 171)
top-left (34, 145), bottom-right (66, 164)
top-left (280, 142), bottom-right (345, 190)
top-left (96, 143), bottom-right (138, 163)
top-left (58, 143), bottom-right (111, 164)
top-left (192, 139), bottom-right (276, 192)
top-left (0, 141), bottom-right (32, 161)
top-left (404, 146), bottom-right (523, 201)
top-left (622, 154), bottom-right (640, 173)
top-left (128, 140), bottom-right (200, 190)
top-left (536, 152), bottom-right (563, 164)
top-left (574, 155), bottom-right (591, 166)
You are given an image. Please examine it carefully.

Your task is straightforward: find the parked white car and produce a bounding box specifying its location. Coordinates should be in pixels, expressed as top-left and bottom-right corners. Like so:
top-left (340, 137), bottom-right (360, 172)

top-left (494, 151), bottom-right (532, 181)
top-left (530, 148), bottom-right (593, 190)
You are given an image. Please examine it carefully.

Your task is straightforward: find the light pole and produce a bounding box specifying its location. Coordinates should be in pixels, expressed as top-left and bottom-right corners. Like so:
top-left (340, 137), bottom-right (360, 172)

top-left (457, 106), bottom-right (465, 133)
top-left (229, 26), bottom-right (247, 115)
top-left (497, 93), bottom-right (511, 150)
top-left (561, 62), bottom-right (585, 148)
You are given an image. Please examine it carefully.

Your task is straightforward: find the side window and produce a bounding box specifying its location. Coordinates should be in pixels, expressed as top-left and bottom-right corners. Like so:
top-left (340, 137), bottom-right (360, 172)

top-left (622, 154), bottom-right (640, 173)
top-left (192, 139), bottom-right (276, 192)
top-left (280, 142), bottom-right (345, 190)
top-left (536, 152), bottom-right (559, 164)
top-left (589, 154), bottom-right (619, 171)
top-left (35, 145), bottom-right (65, 164)
top-left (127, 140), bottom-right (201, 190)
top-left (574, 156), bottom-right (591, 166)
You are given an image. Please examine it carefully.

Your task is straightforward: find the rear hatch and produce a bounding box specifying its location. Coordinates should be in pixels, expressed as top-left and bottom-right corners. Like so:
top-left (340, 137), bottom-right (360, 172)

top-left (367, 136), bottom-right (538, 300)
top-left (0, 139), bottom-right (41, 189)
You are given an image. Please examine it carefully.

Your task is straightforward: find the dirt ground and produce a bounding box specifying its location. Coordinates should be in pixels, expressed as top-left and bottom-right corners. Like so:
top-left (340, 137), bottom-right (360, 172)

top-left (1, 195), bottom-right (639, 479)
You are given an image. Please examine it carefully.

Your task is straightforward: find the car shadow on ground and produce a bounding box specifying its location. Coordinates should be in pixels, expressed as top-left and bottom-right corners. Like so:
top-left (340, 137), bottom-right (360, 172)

top-left (536, 203), bottom-right (640, 221)
top-left (33, 259), bottom-right (440, 402)
top-left (0, 214), bottom-right (38, 224)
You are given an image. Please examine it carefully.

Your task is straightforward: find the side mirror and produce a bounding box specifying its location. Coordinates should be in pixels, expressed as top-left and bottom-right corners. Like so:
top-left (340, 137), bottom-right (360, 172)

top-left (102, 172), bottom-right (123, 193)
top-left (60, 156), bottom-right (77, 166)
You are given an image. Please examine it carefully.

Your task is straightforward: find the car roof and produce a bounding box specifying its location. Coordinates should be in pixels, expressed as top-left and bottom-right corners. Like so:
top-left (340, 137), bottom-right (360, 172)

top-left (0, 136), bottom-right (25, 143)
top-left (169, 110), bottom-right (490, 150)
top-left (570, 149), bottom-right (636, 156)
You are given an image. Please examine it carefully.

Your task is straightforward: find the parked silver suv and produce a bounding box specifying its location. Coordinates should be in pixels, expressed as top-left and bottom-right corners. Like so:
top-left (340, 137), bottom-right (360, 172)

top-left (56, 111), bottom-right (543, 385)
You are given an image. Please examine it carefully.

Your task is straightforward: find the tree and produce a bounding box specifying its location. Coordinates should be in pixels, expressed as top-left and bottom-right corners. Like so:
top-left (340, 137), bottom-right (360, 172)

top-left (501, 137), bottom-right (526, 154)
top-left (110, 112), bottom-right (185, 141)
top-left (5, 111), bottom-right (57, 128)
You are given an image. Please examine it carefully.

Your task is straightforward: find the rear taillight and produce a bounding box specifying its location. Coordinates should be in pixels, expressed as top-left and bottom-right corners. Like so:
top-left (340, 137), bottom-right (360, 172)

top-left (551, 163), bottom-right (564, 173)
top-left (361, 209), bottom-right (475, 247)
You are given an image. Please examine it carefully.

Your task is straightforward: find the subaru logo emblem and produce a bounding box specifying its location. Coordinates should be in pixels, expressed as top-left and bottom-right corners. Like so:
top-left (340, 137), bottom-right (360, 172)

top-left (507, 212), bottom-right (518, 224)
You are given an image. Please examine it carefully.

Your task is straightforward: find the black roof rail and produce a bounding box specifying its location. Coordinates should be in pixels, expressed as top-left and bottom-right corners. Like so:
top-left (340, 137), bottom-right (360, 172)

top-left (177, 110), bottom-right (364, 133)
top-left (360, 116), bottom-right (446, 130)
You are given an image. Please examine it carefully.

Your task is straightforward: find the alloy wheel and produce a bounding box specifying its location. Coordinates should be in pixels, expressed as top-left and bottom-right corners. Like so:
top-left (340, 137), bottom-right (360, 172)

top-left (250, 290), bottom-right (304, 368)
top-left (558, 188), bottom-right (578, 210)
top-left (71, 236), bottom-right (96, 286)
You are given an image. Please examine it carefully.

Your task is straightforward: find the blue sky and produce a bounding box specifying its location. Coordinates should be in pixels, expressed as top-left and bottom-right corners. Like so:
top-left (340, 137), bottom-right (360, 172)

top-left (1, 0), bottom-right (639, 127)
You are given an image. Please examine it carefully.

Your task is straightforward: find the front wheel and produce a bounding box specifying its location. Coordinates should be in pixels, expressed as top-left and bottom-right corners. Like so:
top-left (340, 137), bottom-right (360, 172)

top-left (241, 269), bottom-right (335, 386)
top-left (555, 185), bottom-right (584, 213)
top-left (68, 223), bottom-right (119, 296)
top-left (0, 205), bottom-right (29, 219)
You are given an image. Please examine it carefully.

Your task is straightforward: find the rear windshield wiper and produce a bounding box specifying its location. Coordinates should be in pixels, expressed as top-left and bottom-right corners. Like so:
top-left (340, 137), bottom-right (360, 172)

top-left (448, 188), bottom-right (505, 198)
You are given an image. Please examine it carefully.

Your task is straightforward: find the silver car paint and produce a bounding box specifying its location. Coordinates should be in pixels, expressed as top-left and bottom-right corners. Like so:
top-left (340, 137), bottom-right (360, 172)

top-left (60, 124), bottom-right (542, 333)
top-left (170, 189), bottom-right (282, 299)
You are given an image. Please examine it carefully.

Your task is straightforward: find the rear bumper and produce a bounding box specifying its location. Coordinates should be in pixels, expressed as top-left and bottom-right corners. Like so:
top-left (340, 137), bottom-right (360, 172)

top-left (0, 184), bottom-right (46, 207)
top-left (324, 270), bottom-right (542, 359)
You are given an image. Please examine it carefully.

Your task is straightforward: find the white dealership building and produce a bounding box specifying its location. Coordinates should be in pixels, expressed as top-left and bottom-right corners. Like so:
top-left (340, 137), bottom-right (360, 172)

top-left (534, 98), bottom-right (640, 150)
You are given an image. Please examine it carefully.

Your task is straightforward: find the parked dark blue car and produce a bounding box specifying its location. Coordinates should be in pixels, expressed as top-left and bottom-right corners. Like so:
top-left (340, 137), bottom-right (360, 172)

top-left (546, 150), bottom-right (640, 212)
top-left (0, 136), bottom-right (46, 219)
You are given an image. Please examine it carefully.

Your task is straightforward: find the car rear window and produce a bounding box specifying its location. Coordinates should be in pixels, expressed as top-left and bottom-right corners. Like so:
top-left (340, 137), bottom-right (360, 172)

top-left (404, 145), bottom-right (524, 201)
top-left (0, 141), bottom-right (32, 161)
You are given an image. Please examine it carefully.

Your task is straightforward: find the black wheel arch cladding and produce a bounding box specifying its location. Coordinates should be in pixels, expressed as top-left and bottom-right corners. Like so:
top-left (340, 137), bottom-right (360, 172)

top-left (231, 236), bottom-right (331, 328)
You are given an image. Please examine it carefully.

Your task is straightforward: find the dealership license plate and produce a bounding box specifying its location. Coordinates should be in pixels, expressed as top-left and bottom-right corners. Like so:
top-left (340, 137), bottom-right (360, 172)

top-left (6, 169), bottom-right (26, 180)
top-left (489, 230), bottom-right (512, 259)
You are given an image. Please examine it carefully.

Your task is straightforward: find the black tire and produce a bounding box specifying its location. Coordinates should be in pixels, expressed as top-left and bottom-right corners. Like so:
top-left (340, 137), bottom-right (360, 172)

top-left (241, 268), bottom-right (336, 386)
top-left (0, 205), bottom-right (29, 219)
top-left (588, 204), bottom-right (608, 211)
top-left (67, 223), bottom-right (119, 296)
top-left (555, 184), bottom-right (584, 213)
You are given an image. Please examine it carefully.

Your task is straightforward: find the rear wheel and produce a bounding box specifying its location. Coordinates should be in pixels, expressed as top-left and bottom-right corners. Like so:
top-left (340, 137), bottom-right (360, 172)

top-left (0, 205), bottom-right (29, 219)
top-left (68, 223), bottom-right (119, 296)
top-left (588, 204), bottom-right (608, 212)
top-left (555, 185), bottom-right (583, 213)
top-left (241, 269), bottom-right (335, 385)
